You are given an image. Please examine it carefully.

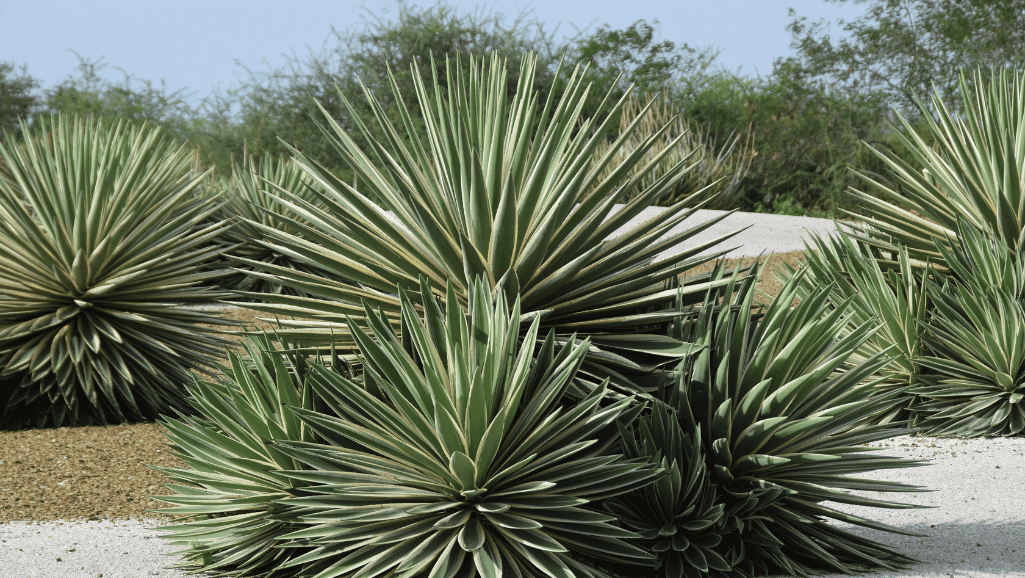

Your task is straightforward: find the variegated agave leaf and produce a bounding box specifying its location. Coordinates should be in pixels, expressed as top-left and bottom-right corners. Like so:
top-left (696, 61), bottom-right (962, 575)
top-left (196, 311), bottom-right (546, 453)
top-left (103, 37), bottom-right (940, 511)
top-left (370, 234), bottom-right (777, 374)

top-left (154, 336), bottom-right (319, 576)
top-left (217, 154), bottom-right (350, 298)
top-left (776, 231), bottom-right (930, 424)
top-left (844, 68), bottom-right (1025, 272)
top-left (669, 267), bottom-right (927, 576)
top-left (914, 223), bottom-right (1025, 436)
top-left (0, 114), bottom-right (231, 428)
top-left (265, 279), bottom-right (661, 578)
top-left (235, 52), bottom-right (745, 396)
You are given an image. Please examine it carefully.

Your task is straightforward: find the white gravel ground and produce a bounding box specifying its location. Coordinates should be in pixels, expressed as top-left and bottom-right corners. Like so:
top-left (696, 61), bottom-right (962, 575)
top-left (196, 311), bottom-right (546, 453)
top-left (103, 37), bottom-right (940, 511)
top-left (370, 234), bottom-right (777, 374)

top-left (0, 519), bottom-right (185, 578)
top-left (3, 211), bottom-right (1024, 578)
top-left (812, 435), bottom-right (1025, 578)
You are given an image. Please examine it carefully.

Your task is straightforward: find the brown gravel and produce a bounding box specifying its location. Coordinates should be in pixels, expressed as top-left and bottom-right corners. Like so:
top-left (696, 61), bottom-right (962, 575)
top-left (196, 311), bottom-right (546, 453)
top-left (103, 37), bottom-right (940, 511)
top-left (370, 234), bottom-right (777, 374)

top-left (683, 251), bottom-right (807, 305)
top-left (0, 251), bottom-right (808, 523)
top-left (0, 422), bottom-right (183, 523)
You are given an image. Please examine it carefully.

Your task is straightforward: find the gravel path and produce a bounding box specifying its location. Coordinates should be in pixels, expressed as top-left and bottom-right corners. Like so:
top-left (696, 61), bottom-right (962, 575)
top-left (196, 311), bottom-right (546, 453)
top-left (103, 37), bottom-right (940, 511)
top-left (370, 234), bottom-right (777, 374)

top-left (812, 436), bottom-right (1025, 578)
top-left (1, 520), bottom-right (185, 578)
top-left (615, 207), bottom-right (843, 258)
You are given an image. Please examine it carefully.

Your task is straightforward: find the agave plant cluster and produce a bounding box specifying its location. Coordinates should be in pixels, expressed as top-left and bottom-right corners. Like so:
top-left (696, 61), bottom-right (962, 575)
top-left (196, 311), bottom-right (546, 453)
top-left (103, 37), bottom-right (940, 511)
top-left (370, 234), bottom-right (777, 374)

top-left (155, 53), bottom-right (927, 578)
top-left (844, 68), bottom-right (1025, 271)
top-left (780, 68), bottom-right (1025, 438)
top-left (0, 115), bottom-right (231, 428)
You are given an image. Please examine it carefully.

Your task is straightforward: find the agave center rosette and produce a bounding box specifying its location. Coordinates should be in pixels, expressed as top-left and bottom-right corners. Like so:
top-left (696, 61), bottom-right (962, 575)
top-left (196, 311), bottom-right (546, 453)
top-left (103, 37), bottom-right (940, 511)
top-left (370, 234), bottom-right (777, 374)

top-left (607, 403), bottom-right (729, 578)
top-left (0, 114), bottom-right (230, 428)
top-left (252, 279), bottom-right (663, 578)
top-left (232, 52), bottom-right (746, 396)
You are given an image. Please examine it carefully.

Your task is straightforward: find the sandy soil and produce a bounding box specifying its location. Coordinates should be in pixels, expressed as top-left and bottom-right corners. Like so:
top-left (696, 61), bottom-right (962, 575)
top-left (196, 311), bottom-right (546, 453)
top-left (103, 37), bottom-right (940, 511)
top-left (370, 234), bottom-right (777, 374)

top-left (0, 252), bottom-right (805, 523)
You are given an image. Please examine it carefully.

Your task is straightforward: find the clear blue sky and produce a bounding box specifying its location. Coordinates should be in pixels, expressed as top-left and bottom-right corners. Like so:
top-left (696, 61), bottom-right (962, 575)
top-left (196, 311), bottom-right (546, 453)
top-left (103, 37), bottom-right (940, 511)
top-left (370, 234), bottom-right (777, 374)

top-left (0, 0), bottom-right (865, 102)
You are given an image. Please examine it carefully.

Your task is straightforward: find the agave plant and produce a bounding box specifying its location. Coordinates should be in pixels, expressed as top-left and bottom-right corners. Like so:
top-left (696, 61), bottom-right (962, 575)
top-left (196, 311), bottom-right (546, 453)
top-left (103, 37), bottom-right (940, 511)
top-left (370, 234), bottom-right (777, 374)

top-left (235, 52), bottom-right (746, 396)
top-left (0, 114), bottom-right (231, 428)
top-left (661, 266), bottom-right (927, 576)
top-left (913, 222), bottom-right (1025, 436)
top-left (155, 336), bottom-right (319, 576)
top-left (587, 93), bottom-right (753, 210)
top-left (845, 68), bottom-right (1025, 272)
top-left (607, 403), bottom-right (729, 578)
top-left (776, 231), bottom-right (931, 423)
top-left (216, 154), bottom-right (350, 298)
top-left (162, 278), bottom-right (663, 578)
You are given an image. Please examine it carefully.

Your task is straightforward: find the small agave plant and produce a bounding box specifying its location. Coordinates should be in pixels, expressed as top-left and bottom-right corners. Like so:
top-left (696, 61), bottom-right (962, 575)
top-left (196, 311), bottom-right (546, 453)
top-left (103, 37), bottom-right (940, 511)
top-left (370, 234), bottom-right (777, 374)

top-left (658, 266), bottom-right (927, 576)
top-left (777, 232), bottom-right (931, 424)
top-left (914, 222), bottom-right (1025, 436)
top-left (607, 403), bottom-right (728, 578)
top-left (159, 279), bottom-right (663, 578)
top-left (216, 154), bottom-right (349, 298)
top-left (587, 93), bottom-right (753, 210)
top-left (0, 114), bottom-right (230, 428)
top-left (155, 336), bottom-right (319, 576)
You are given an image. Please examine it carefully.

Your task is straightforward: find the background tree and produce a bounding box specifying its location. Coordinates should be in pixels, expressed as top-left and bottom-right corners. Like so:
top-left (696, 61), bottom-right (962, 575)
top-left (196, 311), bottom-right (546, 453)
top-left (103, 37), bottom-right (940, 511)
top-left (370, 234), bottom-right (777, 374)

top-left (0, 61), bottom-right (40, 137)
top-left (40, 54), bottom-right (198, 141)
top-left (573, 20), bottom-right (688, 94)
top-left (229, 0), bottom-right (561, 177)
top-left (567, 19), bottom-right (721, 134)
top-left (665, 56), bottom-right (891, 215)
top-left (788, 0), bottom-right (1025, 114)
top-left (9, 0), bottom-right (935, 217)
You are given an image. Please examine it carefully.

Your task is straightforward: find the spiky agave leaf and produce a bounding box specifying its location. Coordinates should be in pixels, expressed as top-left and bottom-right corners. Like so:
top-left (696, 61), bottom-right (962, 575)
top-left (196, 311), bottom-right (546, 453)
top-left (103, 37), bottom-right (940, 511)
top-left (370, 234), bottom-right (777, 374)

top-left (0, 114), bottom-right (231, 428)
top-left (260, 279), bottom-right (662, 578)
top-left (154, 336), bottom-right (320, 576)
top-left (668, 267), bottom-right (928, 576)
top-left (217, 154), bottom-right (350, 298)
top-left (234, 52), bottom-right (745, 395)
top-left (776, 232), bottom-right (931, 424)
top-left (913, 223), bottom-right (1025, 436)
top-left (606, 403), bottom-right (730, 578)
top-left (844, 68), bottom-right (1025, 272)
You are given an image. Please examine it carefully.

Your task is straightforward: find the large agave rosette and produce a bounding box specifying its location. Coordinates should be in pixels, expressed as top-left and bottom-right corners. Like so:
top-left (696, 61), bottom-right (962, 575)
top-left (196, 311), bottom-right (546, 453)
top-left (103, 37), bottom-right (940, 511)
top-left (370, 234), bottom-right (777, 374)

top-left (0, 114), bottom-right (230, 428)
